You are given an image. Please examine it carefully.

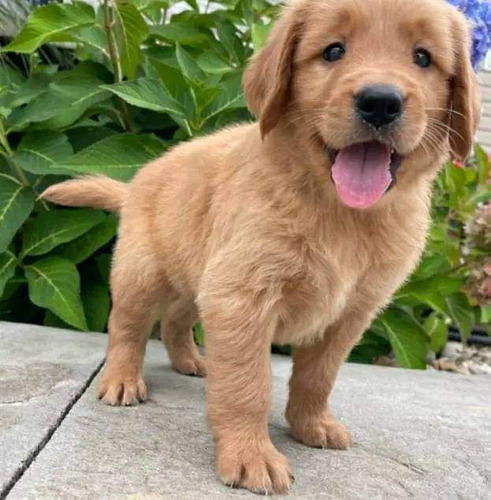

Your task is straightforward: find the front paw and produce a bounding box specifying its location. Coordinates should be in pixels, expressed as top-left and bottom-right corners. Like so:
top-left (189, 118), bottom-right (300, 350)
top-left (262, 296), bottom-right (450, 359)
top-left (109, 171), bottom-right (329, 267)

top-left (289, 412), bottom-right (353, 449)
top-left (217, 438), bottom-right (294, 495)
top-left (96, 368), bottom-right (147, 406)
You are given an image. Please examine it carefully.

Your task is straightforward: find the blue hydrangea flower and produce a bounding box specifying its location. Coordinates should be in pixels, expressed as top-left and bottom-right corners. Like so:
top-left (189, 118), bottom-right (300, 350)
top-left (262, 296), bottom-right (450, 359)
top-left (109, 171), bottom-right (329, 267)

top-left (448, 0), bottom-right (491, 71)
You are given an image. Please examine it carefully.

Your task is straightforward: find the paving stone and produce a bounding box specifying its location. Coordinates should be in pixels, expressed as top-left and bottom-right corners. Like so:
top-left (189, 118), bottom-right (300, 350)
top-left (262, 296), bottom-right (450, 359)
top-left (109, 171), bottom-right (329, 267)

top-left (0, 322), bottom-right (105, 497)
top-left (6, 331), bottom-right (491, 499)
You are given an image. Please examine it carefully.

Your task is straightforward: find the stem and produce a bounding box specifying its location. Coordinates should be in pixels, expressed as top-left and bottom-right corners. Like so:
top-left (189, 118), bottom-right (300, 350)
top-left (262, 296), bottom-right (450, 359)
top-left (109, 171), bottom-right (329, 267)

top-left (103, 0), bottom-right (131, 131)
top-left (0, 122), bottom-right (49, 211)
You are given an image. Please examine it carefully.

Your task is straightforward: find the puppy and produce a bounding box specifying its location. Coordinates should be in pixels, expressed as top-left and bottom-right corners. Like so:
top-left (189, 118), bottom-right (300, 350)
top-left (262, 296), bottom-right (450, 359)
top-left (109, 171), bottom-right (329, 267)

top-left (43, 0), bottom-right (480, 494)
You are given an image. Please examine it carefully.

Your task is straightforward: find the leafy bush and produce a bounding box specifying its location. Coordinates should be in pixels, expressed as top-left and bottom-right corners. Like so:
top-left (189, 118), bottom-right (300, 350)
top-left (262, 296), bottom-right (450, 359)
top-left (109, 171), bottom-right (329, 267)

top-left (351, 153), bottom-right (491, 368)
top-left (0, 0), bottom-right (489, 369)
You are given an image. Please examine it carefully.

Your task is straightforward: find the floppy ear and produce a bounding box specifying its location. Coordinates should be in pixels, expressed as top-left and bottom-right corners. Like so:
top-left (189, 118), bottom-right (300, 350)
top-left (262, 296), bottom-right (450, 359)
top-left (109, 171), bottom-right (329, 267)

top-left (448, 18), bottom-right (482, 161)
top-left (243, 6), bottom-right (302, 137)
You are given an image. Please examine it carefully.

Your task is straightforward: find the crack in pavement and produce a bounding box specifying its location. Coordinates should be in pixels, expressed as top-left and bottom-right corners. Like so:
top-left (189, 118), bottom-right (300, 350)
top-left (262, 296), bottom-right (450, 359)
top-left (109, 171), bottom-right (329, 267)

top-left (0, 359), bottom-right (105, 500)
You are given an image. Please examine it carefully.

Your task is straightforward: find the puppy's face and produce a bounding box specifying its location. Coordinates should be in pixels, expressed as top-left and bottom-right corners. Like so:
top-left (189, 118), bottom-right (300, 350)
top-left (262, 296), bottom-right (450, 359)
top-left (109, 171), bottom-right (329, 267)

top-left (244, 0), bottom-right (481, 209)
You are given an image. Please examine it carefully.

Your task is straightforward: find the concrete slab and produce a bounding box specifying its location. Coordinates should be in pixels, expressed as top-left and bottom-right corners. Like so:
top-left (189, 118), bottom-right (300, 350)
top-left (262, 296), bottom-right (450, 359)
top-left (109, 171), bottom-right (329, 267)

top-left (7, 333), bottom-right (491, 499)
top-left (0, 322), bottom-right (106, 497)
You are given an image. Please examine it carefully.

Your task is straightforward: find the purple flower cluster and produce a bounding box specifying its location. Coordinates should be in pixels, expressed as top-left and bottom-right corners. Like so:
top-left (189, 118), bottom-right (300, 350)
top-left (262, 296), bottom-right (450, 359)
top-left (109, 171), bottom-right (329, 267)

top-left (447, 0), bottom-right (491, 70)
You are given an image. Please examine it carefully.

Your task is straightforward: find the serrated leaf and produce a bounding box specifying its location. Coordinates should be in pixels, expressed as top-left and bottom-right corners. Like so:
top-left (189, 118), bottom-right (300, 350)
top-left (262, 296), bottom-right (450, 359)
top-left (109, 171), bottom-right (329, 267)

top-left (102, 79), bottom-right (185, 116)
top-left (53, 133), bottom-right (165, 181)
top-left (21, 209), bottom-right (106, 258)
top-left (25, 257), bottom-right (87, 331)
top-left (0, 72), bottom-right (51, 110)
top-left (201, 73), bottom-right (245, 124)
top-left (1, 2), bottom-right (95, 54)
top-left (7, 64), bottom-right (111, 132)
top-left (424, 313), bottom-right (448, 354)
top-left (381, 308), bottom-right (427, 369)
top-left (57, 215), bottom-right (117, 264)
top-left (0, 174), bottom-right (35, 253)
top-left (411, 255), bottom-right (450, 281)
top-left (445, 293), bottom-right (474, 341)
top-left (175, 43), bottom-right (205, 83)
top-left (71, 25), bottom-right (109, 56)
top-left (13, 131), bottom-right (74, 175)
top-left (65, 125), bottom-right (116, 153)
top-left (0, 250), bottom-right (16, 297)
top-left (114, 1), bottom-right (148, 79)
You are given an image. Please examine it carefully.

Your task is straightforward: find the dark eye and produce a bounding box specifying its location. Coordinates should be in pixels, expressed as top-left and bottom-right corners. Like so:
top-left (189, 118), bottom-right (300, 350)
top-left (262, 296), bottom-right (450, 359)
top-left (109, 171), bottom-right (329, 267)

top-left (323, 43), bottom-right (346, 62)
top-left (413, 48), bottom-right (431, 68)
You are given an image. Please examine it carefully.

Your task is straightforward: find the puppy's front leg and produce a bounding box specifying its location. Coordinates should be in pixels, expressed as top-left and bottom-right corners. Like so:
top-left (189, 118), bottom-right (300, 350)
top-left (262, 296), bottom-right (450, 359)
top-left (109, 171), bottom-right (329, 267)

top-left (200, 288), bottom-right (293, 495)
top-left (286, 307), bottom-right (376, 449)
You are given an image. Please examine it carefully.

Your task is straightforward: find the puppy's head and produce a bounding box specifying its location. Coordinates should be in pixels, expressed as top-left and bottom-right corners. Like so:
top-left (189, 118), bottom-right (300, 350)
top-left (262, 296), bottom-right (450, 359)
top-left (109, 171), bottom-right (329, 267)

top-left (244, 0), bottom-right (481, 209)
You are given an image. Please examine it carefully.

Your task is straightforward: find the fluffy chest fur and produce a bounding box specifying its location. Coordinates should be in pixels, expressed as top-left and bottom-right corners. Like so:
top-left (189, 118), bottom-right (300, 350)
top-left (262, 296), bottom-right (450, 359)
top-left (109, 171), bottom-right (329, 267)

top-left (271, 191), bottom-right (431, 346)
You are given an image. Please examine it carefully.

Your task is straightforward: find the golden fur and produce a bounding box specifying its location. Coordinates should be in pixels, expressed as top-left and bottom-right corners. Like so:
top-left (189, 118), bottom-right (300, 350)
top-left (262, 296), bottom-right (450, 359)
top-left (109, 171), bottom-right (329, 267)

top-left (42, 0), bottom-right (480, 494)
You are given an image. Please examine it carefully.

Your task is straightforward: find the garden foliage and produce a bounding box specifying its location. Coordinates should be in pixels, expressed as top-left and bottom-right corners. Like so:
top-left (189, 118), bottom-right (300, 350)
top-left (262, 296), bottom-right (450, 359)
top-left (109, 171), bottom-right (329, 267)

top-left (0, 0), bottom-right (489, 368)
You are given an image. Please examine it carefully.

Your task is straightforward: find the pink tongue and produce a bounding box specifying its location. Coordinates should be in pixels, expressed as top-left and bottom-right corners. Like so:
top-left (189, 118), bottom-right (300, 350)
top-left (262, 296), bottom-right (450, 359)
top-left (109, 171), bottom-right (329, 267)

top-left (332, 141), bottom-right (392, 209)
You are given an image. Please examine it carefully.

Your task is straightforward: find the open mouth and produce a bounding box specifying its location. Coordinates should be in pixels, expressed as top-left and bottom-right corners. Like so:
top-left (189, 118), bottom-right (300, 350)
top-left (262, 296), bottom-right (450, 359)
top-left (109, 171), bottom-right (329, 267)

top-left (326, 141), bottom-right (403, 210)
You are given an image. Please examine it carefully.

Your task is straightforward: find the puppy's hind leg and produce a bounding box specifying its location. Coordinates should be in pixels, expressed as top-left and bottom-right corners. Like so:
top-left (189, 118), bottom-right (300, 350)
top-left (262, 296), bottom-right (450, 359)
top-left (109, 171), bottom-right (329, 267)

top-left (160, 295), bottom-right (206, 377)
top-left (96, 240), bottom-right (163, 407)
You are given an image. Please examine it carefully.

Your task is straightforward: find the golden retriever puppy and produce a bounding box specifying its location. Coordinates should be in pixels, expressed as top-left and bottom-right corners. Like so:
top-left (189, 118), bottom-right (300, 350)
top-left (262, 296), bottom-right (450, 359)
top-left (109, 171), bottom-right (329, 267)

top-left (43, 0), bottom-right (480, 494)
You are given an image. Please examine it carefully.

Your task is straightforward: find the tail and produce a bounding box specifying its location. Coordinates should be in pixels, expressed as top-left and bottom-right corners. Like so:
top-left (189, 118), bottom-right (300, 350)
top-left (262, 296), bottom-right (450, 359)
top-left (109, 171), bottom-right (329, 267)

top-left (41, 175), bottom-right (128, 212)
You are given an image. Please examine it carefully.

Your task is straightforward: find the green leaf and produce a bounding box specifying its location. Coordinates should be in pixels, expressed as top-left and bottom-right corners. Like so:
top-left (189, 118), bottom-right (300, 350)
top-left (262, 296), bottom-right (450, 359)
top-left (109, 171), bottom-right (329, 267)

top-left (380, 308), bottom-right (427, 369)
top-left (150, 23), bottom-right (212, 48)
top-left (481, 305), bottom-right (491, 325)
top-left (424, 313), bottom-right (448, 354)
top-left (194, 322), bottom-right (206, 347)
top-left (13, 131), bottom-right (74, 175)
top-left (102, 78), bottom-right (185, 116)
top-left (114, 0), bottom-right (148, 79)
top-left (474, 144), bottom-right (490, 186)
top-left (252, 21), bottom-right (272, 52)
top-left (57, 215), bottom-right (117, 264)
top-left (175, 43), bottom-right (205, 83)
top-left (7, 64), bottom-right (111, 132)
top-left (201, 73), bottom-right (245, 124)
top-left (25, 257), bottom-right (87, 331)
top-left (71, 25), bottom-right (109, 56)
top-left (96, 254), bottom-right (111, 285)
top-left (196, 52), bottom-right (232, 75)
top-left (0, 174), bottom-right (35, 253)
top-left (445, 293), bottom-right (474, 341)
top-left (82, 277), bottom-right (110, 332)
top-left (1, 2), bottom-right (95, 54)
top-left (21, 209), bottom-right (106, 258)
top-left (0, 250), bottom-right (16, 297)
top-left (43, 309), bottom-right (72, 330)
top-left (215, 21), bottom-right (244, 63)
top-left (53, 133), bottom-right (165, 181)
top-left (0, 73), bottom-right (51, 110)
top-left (349, 329), bottom-right (391, 364)
top-left (65, 125), bottom-right (117, 153)
top-left (397, 275), bottom-right (463, 298)
top-left (411, 255), bottom-right (450, 281)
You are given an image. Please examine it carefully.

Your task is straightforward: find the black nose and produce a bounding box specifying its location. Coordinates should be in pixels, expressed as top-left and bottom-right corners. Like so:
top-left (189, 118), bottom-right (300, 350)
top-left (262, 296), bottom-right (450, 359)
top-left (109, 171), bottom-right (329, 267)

top-left (356, 85), bottom-right (403, 129)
